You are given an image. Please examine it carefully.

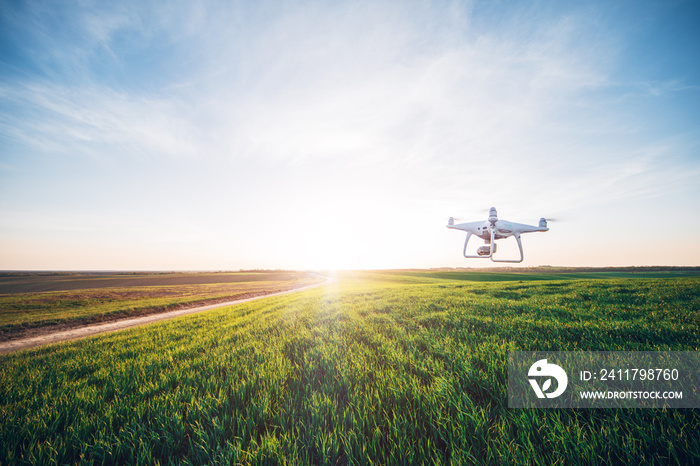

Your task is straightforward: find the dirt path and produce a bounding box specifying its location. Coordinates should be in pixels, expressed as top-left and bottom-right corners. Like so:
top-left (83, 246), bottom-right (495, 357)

top-left (0, 276), bottom-right (331, 355)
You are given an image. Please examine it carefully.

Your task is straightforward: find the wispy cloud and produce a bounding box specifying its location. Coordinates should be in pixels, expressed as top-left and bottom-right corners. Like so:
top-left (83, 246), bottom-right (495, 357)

top-left (0, 81), bottom-right (199, 159)
top-left (1, 0), bottom-right (698, 268)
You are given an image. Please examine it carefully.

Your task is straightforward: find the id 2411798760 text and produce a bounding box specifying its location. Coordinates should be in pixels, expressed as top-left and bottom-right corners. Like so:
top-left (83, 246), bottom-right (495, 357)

top-left (581, 368), bottom-right (679, 382)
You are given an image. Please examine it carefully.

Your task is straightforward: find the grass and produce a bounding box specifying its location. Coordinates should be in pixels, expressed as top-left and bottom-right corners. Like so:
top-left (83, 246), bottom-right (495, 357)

top-left (0, 271), bottom-right (698, 464)
top-left (0, 272), bottom-right (319, 335)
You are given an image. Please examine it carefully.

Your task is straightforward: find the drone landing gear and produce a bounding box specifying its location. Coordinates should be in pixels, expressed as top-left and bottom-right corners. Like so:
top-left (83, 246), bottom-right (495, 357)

top-left (462, 231), bottom-right (524, 263)
top-left (462, 232), bottom-right (494, 258)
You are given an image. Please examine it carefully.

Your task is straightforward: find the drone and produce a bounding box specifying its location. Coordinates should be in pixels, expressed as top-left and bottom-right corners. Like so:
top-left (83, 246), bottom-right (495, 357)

top-left (447, 207), bottom-right (549, 263)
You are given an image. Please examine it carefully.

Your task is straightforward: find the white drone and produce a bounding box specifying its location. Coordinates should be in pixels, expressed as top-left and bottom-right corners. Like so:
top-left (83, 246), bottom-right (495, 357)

top-left (447, 207), bottom-right (549, 263)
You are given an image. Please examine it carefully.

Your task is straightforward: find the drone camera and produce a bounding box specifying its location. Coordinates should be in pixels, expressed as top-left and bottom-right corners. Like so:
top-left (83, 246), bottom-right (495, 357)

top-left (477, 244), bottom-right (496, 256)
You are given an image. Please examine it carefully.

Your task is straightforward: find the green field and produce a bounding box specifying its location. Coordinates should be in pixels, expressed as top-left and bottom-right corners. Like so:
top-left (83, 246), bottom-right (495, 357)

top-left (1, 271), bottom-right (699, 464)
top-left (0, 271), bottom-right (318, 338)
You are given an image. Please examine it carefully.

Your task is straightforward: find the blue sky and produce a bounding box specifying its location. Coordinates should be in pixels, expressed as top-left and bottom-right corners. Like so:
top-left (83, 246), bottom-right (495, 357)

top-left (1, 0), bottom-right (699, 270)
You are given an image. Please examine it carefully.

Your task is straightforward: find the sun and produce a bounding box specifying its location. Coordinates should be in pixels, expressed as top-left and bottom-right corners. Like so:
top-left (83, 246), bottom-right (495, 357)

top-left (303, 228), bottom-right (361, 271)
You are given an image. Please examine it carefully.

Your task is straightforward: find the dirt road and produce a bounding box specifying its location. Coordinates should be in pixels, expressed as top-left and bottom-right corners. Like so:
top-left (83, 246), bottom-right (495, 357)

top-left (0, 276), bottom-right (331, 355)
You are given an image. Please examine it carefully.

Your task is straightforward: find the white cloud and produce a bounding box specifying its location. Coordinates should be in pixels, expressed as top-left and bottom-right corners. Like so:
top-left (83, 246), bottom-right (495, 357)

top-left (1, 0), bottom-right (698, 268)
top-left (0, 82), bottom-right (199, 159)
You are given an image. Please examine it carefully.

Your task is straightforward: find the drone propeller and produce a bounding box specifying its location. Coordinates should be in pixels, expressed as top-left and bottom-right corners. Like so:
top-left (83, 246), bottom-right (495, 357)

top-left (450, 208), bottom-right (563, 224)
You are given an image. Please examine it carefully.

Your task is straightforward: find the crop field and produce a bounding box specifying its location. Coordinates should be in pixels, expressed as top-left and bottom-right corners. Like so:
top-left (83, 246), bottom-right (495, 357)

top-left (0, 271), bottom-right (698, 464)
top-left (0, 271), bottom-right (319, 340)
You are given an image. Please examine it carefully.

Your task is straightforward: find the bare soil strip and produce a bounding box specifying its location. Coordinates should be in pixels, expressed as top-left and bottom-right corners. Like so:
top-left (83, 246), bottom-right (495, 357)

top-left (0, 271), bottom-right (305, 294)
top-left (0, 287), bottom-right (300, 343)
top-left (0, 277), bottom-right (330, 355)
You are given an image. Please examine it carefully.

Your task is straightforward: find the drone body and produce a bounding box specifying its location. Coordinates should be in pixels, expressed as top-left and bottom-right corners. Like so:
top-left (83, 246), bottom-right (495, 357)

top-left (447, 207), bottom-right (548, 263)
